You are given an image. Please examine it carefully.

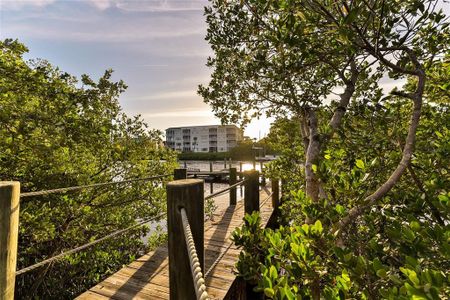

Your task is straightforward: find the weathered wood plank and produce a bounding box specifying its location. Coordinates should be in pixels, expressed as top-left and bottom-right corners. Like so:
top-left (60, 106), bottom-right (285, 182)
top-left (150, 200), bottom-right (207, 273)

top-left (76, 189), bottom-right (273, 299)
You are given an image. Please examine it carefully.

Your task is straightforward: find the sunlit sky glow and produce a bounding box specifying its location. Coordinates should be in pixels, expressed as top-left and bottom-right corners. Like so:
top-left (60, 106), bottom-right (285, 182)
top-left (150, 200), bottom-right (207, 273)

top-left (0, 0), bottom-right (273, 138)
top-left (1, 1), bottom-right (447, 139)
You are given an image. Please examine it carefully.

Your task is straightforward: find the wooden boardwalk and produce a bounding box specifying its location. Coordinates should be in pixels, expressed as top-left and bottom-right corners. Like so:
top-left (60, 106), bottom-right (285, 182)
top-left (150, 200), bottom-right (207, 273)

top-left (76, 188), bottom-right (274, 300)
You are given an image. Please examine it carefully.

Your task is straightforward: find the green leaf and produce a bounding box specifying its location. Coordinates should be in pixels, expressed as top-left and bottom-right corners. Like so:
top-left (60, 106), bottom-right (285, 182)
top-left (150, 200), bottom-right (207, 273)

top-left (301, 224), bottom-right (309, 234)
top-left (373, 258), bottom-right (383, 271)
top-left (264, 288), bottom-right (275, 298)
top-left (355, 160), bottom-right (365, 169)
top-left (335, 204), bottom-right (345, 215)
top-left (313, 220), bottom-right (323, 234)
top-left (269, 265), bottom-right (278, 280)
top-left (344, 9), bottom-right (359, 24)
top-left (377, 269), bottom-right (387, 278)
top-left (409, 221), bottom-right (420, 231)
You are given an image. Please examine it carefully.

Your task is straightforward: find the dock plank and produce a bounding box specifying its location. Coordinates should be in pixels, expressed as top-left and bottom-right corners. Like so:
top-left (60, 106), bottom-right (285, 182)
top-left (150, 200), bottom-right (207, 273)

top-left (76, 189), bottom-right (273, 299)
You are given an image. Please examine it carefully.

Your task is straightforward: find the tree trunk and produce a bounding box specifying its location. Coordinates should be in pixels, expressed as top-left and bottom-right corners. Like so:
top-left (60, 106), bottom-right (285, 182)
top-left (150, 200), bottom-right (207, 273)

top-left (305, 109), bottom-right (321, 206)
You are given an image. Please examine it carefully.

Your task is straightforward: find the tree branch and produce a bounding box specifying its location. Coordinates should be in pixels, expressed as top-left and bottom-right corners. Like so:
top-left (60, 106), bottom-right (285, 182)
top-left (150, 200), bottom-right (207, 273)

top-left (335, 58), bottom-right (426, 236)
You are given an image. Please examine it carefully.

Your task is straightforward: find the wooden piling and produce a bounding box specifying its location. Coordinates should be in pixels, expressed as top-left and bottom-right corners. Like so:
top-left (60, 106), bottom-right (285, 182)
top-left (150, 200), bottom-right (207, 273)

top-left (167, 179), bottom-right (204, 300)
top-left (244, 170), bottom-right (259, 217)
top-left (0, 182), bottom-right (20, 300)
top-left (271, 178), bottom-right (280, 210)
top-left (239, 162), bottom-right (243, 197)
top-left (174, 168), bottom-right (187, 180)
top-left (229, 168), bottom-right (237, 206)
top-left (260, 161), bottom-right (266, 186)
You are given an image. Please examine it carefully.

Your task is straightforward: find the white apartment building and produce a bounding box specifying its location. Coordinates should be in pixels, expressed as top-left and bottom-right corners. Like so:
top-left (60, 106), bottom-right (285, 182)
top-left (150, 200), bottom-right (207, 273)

top-left (165, 125), bottom-right (243, 152)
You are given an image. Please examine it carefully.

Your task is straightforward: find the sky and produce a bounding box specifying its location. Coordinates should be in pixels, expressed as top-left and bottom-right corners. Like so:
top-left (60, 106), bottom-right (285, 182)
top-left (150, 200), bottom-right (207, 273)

top-left (1, 1), bottom-right (448, 139)
top-left (0, 0), bottom-right (272, 139)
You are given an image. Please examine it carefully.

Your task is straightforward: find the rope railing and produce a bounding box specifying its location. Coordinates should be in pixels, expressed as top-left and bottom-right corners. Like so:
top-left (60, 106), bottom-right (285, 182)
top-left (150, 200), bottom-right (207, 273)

top-left (204, 179), bottom-right (246, 200)
top-left (180, 208), bottom-right (209, 300)
top-left (20, 173), bottom-right (171, 198)
top-left (1, 169), bottom-right (279, 298)
top-left (15, 212), bottom-right (165, 276)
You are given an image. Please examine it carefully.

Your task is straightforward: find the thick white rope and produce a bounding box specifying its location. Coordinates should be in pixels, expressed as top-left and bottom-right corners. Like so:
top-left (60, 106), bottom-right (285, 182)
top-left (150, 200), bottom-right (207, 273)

top-left (180, 208), bottom-right (210, 300)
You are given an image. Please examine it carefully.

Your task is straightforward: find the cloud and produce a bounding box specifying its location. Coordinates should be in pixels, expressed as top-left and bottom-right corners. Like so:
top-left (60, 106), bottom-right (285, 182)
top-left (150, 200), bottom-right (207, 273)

top-left (113, 0), bottom-right (207, 12)
top-left (87, 0), bottom-right (111, 10)
top-left (1, 0), bottom-right (56, 10)
top-left (142, 109), bottom-right (212, 118)
top-left (141, 64), bottom-right (169, 67)
top-left (2, 2), bottom-right (208, 44)
top-left (128, 89), bottom-right (199, 101)
top-left (1, 0), bottom-right (207, 12)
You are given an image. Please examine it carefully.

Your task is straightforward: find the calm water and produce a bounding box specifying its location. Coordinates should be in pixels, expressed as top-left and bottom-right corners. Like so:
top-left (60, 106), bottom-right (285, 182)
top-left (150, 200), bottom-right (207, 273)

top-left (143, 160), bottom-right (262, 243)
top-left (179, 160), bottom-right (264, 173)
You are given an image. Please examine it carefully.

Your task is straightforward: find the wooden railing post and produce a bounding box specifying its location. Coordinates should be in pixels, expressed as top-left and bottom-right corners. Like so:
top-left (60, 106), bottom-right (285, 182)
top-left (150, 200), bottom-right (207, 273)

top-left (229, 167), bottom-right (237, 205)
top-left (260, 161), bottom-right (266, 186)
top-left (244, 170), bottom-right (259, 217)
top-left (167, 179), bottom-right (204, 300)
top-left (209, 162), bottom-right (214, 194)
top-left (239, 162), bottom-right (243, 197)
top-left (174, 168), bottom-right (187, 180)
top-left (271, 178), bottom-right (280, 210)
top-left (0, 182), bottom-right (20, 300)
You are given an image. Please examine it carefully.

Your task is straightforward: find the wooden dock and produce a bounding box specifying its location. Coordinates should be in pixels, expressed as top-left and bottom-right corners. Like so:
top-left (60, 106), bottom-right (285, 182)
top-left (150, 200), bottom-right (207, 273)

top-left (76, 188), bottom-right (274, 300)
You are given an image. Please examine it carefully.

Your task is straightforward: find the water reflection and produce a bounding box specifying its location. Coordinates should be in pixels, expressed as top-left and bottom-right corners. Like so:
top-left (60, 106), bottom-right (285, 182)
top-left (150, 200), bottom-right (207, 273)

top-left (180, 160), bottom-right (263, 172)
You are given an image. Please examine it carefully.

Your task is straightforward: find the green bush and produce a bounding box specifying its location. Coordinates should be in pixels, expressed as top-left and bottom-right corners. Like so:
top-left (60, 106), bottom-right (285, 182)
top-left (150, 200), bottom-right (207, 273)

top-left (0, 39), bottom-right (178, 298)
